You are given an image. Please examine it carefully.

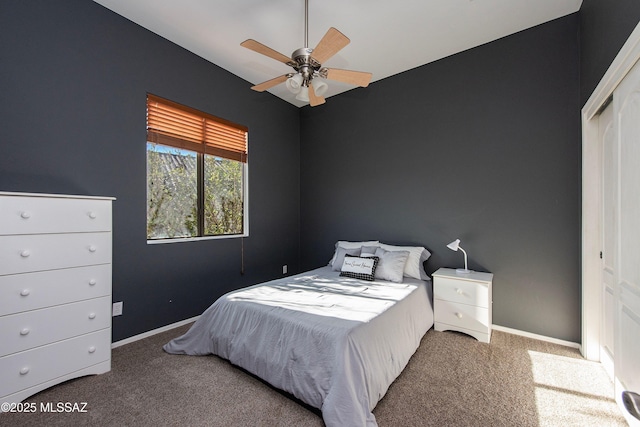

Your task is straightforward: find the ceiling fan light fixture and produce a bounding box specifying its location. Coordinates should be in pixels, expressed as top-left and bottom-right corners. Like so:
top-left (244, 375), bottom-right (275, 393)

top-left (295, 86), bottom-right (310, 102)
top-left (311, 78), bottom-right (328, 96)
top-left (286, 74), bottom-right (304, 93)
top-left (241, 0), bottom-right (371, 106)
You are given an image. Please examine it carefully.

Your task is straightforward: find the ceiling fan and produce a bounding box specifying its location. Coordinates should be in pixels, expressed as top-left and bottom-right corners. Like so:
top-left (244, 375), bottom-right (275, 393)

top-left (240, 0), bottom-right (372, 106)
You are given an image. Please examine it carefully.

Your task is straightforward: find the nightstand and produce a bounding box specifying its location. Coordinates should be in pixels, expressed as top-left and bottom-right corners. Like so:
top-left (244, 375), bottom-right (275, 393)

top-left (432, 267), bottom-right (493, 343)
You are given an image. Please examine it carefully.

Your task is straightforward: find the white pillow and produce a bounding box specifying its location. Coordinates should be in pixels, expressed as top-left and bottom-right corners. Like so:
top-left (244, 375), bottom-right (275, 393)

top-left (329, 240), bottom-right (379, 266)
top-left (372, 248), bottom-right (410, 283)
top-left (378, 243), bottom-right (430, 280)
top-left (339, 256), bottom-right (379, 281)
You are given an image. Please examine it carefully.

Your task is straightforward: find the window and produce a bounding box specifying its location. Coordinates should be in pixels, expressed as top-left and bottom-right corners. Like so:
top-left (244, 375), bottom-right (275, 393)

top-left (146, 94), bottom-right (248, 241)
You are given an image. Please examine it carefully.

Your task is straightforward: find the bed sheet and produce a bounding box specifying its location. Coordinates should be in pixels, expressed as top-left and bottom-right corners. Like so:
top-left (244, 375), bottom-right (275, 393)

top-left (164, 266), bottom-right (433, 427)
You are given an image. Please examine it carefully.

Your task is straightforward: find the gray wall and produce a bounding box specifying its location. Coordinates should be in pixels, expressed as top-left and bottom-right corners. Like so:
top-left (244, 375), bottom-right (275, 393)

top-left (4, 1), bottom-right (636, 345)
top-left (580, 0), bottom-right (640, 105)
top-left (0, 1), bottom-right (301, 341)
top-left (300, 14), bottom-right (582, 342)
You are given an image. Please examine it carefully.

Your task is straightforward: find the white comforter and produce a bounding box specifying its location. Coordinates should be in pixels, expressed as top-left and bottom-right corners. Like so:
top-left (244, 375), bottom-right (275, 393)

top-left (163, 266), bottom-right (433, 427)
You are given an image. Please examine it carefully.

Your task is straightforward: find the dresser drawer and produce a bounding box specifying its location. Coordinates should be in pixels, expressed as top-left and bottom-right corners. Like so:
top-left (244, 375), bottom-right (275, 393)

top-left (0, 296), bottom-right (111, 356)
top-left (433, 276), bottom-right (489, 308)
top-left (0, 328), bottom-right (111, 398)
top-left (0, 233), bottom-right (111, 275)
top-left (0, 195), bottom-right (111, 235)
top-left (0, 265), bottom-right (111, 316)
top-left (434, 300), bottom-right (490, 333)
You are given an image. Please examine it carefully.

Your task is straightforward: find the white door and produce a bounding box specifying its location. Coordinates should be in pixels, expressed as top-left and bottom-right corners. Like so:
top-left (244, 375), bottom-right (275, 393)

top-left (599, 102), bottom-right (615, 380)
top-left (612, 57), bottom-right (640, 399)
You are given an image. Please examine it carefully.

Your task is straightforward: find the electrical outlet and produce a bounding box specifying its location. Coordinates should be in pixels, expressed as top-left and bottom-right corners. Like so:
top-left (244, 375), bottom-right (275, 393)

top-left (283, 265), bottom-right (288, 275)
top-left (112, 301), bottom-right (123, 316)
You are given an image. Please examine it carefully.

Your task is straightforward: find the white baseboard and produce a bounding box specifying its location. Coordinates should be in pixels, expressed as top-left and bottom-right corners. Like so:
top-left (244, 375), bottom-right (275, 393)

top-left (111, 316), bottom-right (199, 349)
top-left (111, 318), bottom-right (580, 351)
top-left (492, 324), bottom-right (581, 350)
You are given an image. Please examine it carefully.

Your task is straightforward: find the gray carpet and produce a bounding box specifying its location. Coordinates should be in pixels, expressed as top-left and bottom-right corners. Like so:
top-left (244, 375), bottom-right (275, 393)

top-left (1, 326), bottom-right (627, 426)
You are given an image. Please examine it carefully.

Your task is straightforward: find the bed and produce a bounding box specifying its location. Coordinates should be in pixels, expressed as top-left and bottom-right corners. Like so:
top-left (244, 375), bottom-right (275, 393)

top-left (164, 241), bottom-right (434, 427)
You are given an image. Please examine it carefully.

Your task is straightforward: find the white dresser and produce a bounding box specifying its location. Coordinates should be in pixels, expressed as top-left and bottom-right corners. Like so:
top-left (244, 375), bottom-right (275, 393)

top-left (0, 192), bottom-right (114, 406)
top-left (433, 268), bottom-right (493, 343)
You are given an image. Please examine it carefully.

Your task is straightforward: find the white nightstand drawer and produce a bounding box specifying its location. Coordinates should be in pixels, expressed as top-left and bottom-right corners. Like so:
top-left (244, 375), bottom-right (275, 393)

top-left (0, 195), bottom-right (112, 235)
top-left (0, 265), bottom-right (111, 316)
top-left (0, 232), bottom-right (111, 275)
top-left (435, 300), bottom-right (490, 333)
top-left (0, 328), bottom-right (111, 398)
top-left (0, 296), bottom-right (111, 356)
top-left (433, 276), bottom-right (489, 308)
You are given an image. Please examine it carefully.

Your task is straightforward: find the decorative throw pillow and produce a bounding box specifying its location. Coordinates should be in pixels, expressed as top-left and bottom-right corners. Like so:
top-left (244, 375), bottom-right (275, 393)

top-left (340, 256), bottom-right (379, 281)
top-left (331, 246), bottom-right (362, 271)
top-left (373, 248), bottom-right (410, 283)
top-left (378, 243), bottom-right (431, 280)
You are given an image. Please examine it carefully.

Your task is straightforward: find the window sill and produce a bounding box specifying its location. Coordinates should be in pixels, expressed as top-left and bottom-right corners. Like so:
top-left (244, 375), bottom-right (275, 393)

top-left (147, 233), bottom-right (247, 245)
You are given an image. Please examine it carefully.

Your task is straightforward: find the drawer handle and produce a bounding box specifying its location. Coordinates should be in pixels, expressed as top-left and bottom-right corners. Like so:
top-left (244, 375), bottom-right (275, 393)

top-left (20, 289), bottom-right (30, 296)
top-left (20, 328), bottom-right (30, 336)
top-left (88, 211), bottom-right (97, 219)
top-left (456, 288), bottom-right (464, 295)
top-left (20, 367), bottom-right (30, 375)
top-left (20, 211), bottom-right (31, 219)
top-left (88, 245), bottom-right (97, 253)
top-left (20, 250), bottom-right (31, 258)
top-left (88, 313), bottom-right (96, 320)
top-left (89, 279), bottom-right (97, 286)
top-left (88, 346), bottom-right (96, 354)
top-left (455, 312), bottom-right (463, 319)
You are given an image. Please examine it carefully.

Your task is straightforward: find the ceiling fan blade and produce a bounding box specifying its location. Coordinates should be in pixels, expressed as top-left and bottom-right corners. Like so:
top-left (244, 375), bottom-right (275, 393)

top-left (308, 84), bottom-right (326, 107)
top-left (325, 68), bottom-right (372, 87)
top-left (311, 27), bottom-right (350, 64)
top-left (241, 39), bottom-right (294, 65)
top-left (251, 75), bottom-right (289, 92)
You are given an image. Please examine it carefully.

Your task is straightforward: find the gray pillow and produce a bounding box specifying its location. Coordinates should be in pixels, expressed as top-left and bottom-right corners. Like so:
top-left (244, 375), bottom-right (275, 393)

top-left (331, 246), bottom-right (361, 271)
top-left (360, 245), bottom-right (379, 255)
top-left (378, 243), bottom-right (431, 280)
top-left (328, 240), bottom-right (379, 266)
top-left (373, 248), bottom-right (410, 283)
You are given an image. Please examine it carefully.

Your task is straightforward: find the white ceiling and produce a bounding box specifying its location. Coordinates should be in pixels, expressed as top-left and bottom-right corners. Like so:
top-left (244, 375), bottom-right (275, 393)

top-left (93, 0), bottom-right (582, 108)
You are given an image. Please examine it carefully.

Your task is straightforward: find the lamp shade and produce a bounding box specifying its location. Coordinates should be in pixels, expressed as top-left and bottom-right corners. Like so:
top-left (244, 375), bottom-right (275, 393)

top-left (311, 78), bottom-right (328, 96)
top-left (286, 74), bottom-right (303, 93)
top-left (447, 239), bottom-right (461, 251)
top-left (295, 86), bottom-right (310, 102)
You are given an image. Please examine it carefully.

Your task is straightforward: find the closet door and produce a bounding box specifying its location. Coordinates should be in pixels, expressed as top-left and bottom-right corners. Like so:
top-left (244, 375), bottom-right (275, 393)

top-left (599, 102), bottom-right (615, 380)
top-left (613, 58), bottom-right (640, 397)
